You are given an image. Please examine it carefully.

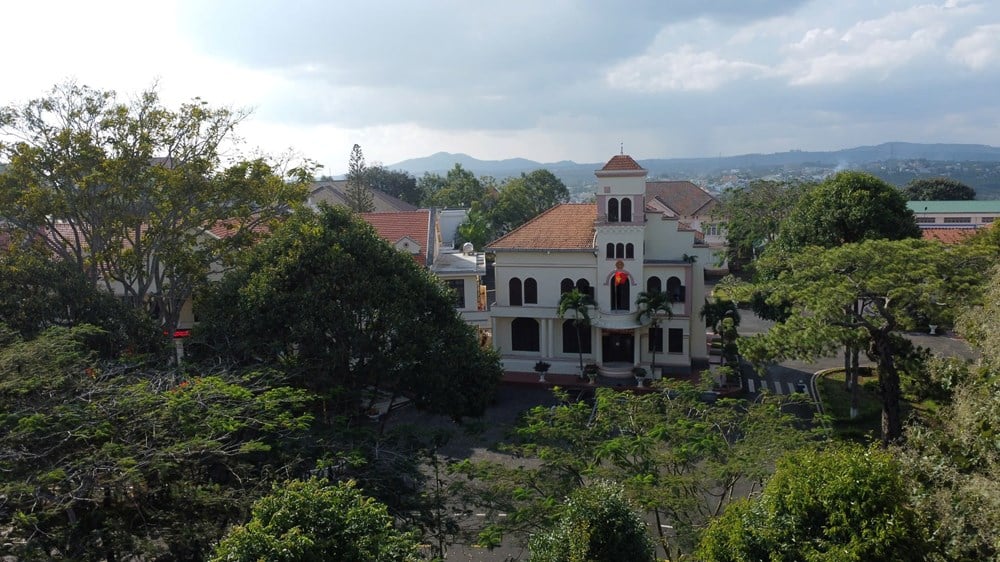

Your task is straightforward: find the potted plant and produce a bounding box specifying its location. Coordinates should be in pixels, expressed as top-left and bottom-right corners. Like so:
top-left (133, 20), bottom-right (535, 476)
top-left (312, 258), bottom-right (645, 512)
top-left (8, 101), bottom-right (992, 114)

top-left (584, 363), bottom-right (599, 384)
top-left (632, 366), bottom-right (648, 387)
top-left (534, 360), bottom-right (551, 383)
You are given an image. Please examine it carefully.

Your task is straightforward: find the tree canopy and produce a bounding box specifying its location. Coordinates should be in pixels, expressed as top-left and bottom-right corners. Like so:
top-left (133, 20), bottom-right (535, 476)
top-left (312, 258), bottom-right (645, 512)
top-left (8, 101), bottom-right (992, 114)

top-left (698, 444), bottom-right (926, 562)
top-left (741, 238), bottom-right (990, 443)
top-left (716, 179), bottom-right (812, 271)
top-left (0, 81), bottom-right (312, 337)
top-left (345, 143), bottom-right (375, 212)
top-left (419, 164), bottom-right (489, 208)
top-left (904, 176), bottom-right (976, 201)
top-left (211, 478), bottom-right (420, 562)
top-left (774, 170), bottom-right (920, 251)
top-left (364, 164), bottom-right (421, 206)
top-left (195, 204), bottom-right (502, 420)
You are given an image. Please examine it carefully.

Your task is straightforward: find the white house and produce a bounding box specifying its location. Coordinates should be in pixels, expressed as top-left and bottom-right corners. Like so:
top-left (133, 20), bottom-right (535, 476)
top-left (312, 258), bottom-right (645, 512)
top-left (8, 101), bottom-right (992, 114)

top-left (486, 154), bottom-right (715, 379)
top-left (907, 200), bottom-right (1000, 229)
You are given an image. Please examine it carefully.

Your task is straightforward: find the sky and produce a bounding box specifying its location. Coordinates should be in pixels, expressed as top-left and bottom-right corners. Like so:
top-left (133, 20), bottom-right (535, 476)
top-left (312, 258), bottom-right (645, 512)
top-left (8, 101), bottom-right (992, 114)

top-left (2, 0), bottom-right (999, 174)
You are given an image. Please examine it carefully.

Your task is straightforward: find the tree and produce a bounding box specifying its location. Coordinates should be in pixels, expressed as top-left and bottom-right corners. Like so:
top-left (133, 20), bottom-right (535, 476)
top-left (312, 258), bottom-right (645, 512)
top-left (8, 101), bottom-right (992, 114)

top-left (700, 297), bottom-right (741, 367)
top-left (740, 238), bottom-right (989, 444)
top-left (0, 239), bottom-right (159, 354)
top-left (0, 82), bottom-right (311, 339)
top-left (0, 325), bottom-right (314, 560)
top-left (529, 481), bottom-right (655, 562)
top-left (455, 209), bottom-right (493, 250)
top-left (194, 205), bottom-right (502, 421)
top-left (635, 290), bottom-right (673, 375)
top-left (904, 177), bottom-right (976, 201)
top-left (454, 384), bottom-right (815, 558)
top-left (490, 170), bottom-right (570, 237)
top-left (557, 288), bottom-right (595, 374)
top-left (774, 170), bottom-right (920, 251)
top-left (364, 164), bottom-right (421, 206)
top-left (698, 444), bottom-right (926, 562)
top-left (715, 179), bottom-right (812, 271)
top-left (344, 143), bottom-right (374, 212)
top-left (211, 478), bottom-right (420, 562)
top-left (420, 164), bottom-right (487, 208)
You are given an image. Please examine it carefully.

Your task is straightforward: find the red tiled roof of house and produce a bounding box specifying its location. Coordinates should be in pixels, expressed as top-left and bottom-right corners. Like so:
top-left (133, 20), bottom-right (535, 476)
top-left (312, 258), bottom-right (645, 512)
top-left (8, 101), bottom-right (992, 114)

top-left (599, 154), bottom-right (645, 172)
top-left (361, 210), bottom-right (431, 266)
top-left (921, 228), bottom-right (976, 245)
top-left (645, 180), bottom-right (718, 217)
top-left (487, 204), bottom-right (596, 251)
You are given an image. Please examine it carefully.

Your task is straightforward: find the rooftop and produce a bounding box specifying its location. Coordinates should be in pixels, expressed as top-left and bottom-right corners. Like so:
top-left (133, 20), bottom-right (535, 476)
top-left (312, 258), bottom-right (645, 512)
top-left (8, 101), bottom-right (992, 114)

top-left (487, 204), bottom-right (596, 251)
top-left (360, 210), bottom-right (431, 266)
top-left (645, 180), bottom-right (718, 217)
top-left (599, 154), bottom-right (645, 172)
top-left (921, 228), bottom-right (977, 244)
top-left (907, 200), bottom-right (1000, 213)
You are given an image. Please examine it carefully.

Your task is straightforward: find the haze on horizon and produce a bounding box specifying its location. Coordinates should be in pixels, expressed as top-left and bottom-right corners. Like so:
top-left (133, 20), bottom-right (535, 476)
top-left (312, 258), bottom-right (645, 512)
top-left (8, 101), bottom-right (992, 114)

top-left (2, 0), bottom-right (998, 174)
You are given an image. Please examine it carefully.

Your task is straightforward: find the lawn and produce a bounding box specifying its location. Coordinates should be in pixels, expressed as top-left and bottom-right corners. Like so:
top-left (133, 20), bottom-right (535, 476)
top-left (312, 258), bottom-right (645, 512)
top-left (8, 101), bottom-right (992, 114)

top-left (816, 369), bottom-right (882, 442)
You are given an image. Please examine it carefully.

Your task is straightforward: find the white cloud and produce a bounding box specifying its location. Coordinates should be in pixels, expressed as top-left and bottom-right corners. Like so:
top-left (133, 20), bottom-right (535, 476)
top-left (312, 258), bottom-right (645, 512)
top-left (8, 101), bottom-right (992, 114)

top-left (605, 46), bottom-right (768, 92)
top-left (949, 24), bottom-right (1000, 69)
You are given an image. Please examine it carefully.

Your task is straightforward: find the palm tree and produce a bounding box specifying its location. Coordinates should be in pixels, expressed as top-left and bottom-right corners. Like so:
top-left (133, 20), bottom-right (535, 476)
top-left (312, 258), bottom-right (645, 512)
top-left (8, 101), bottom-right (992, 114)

top-left (635, 290), bottom-right (673, 376)
top-left (558, 289), bottom-right (596, 374)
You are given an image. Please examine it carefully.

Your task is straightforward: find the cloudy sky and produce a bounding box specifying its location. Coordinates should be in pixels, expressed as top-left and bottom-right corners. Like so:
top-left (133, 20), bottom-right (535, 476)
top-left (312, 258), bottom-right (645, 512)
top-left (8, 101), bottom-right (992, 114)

top-left (2, 0), bottom-right (999, 173)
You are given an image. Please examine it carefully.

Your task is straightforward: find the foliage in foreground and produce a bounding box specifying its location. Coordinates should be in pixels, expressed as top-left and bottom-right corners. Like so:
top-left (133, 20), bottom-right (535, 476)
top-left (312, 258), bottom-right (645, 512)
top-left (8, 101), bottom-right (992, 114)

top-left (529, 481), bottom-right (655, 562)
top-left (211, 478), bottom-right (420, 562)
top-left (0, 325), bottom-right (314, 560)
top-left (454, 383), bottom-right (818, 559)
top-left (698, 444), bottom-right (926, 562)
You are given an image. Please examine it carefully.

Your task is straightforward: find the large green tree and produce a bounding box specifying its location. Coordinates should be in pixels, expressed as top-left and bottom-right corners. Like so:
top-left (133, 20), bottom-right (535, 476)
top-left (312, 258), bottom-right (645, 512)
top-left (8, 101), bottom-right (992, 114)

top-left (716, 179), bottom-right (812, 271)
top-left (698, 444), bottom-right (926, 562)
top-left (489, 169), bottom-right (569, 236)
top-left (364, 164), bottom-right (421, 205)
top-left (420, 163), bottom-right (488, 208)
top-left (529, 481), bottom-right (655, 562)
top-left (211, 478), bottom-right (420, 562)
top-left (0, 82), bottom-right (311, 338)
top-left (635, 289), bottom-right (673, 376)
top-left (741, 238), bottom-right (989, 443)
top-left (344, 143), bottom-right (375, 212)
top-left (904, 176), bottom-right (977, 201)
top-left (454, 384), bottom-right (814, 558)
top-left (195, 204), bottom-right (502, 420)
top-left (0, 325), bottom-right (314, 560)
top-left (774, 170), bottom-right (920, 251)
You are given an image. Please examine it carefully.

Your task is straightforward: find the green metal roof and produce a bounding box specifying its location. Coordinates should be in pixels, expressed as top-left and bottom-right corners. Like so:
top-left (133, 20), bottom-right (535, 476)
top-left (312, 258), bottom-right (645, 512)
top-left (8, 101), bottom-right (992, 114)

top-left (907, 200), bottom-right (1000, 213)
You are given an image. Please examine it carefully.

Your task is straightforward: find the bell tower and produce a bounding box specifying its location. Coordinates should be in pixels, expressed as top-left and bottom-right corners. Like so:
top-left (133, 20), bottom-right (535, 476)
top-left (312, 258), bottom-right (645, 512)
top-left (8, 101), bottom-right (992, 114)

top-left (594, 154), bottom-right (646, 315)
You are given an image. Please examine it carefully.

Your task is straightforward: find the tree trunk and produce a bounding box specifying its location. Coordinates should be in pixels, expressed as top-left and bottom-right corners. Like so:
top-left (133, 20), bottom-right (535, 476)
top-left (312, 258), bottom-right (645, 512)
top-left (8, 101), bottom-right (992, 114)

top-left (876, 335), bottom-right (903, 444)
top-left (849, 347), bottom-right (860, 419)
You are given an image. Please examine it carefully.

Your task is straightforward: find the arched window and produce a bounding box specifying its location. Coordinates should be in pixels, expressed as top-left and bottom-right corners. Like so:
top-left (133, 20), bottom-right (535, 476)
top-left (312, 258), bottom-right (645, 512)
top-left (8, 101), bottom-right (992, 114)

top-left (562, 319), bottom-right (592, 354)
top-left (606, 243), bottom-right (614, 259)
top-left (611, 275), bottom-right (630, 311)
top-left (646, 276), bottom-right (662, 293)
top-left (509, 277), bottom-right (523, 306)
top-left (511, 317), bottom-right (540, 351)
top-left (607, 198), bottom-right (619, 222)
top-left (576, 279), bottom-right (593, 298)
top-left (625, 243), bottom-right (635, 259)
top-left (666, 276), bottom-right (685, 303)
top-left (561, 278), bottom-right (575, 294)
top-left (524, 278), bottom-right (538, 304)
top-left (621, 198), bottom-right (632, 222)
top-left (615, 243), bottom-right (625, 259)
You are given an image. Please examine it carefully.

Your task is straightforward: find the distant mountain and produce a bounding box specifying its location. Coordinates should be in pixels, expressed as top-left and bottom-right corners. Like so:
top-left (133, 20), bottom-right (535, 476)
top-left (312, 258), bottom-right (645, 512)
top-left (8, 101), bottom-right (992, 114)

top-left (389, 142), bottom-right (1000, 180)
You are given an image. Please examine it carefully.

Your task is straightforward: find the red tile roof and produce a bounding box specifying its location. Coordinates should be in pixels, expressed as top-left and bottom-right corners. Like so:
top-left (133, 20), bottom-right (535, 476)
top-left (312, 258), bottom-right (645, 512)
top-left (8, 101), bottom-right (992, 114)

top-left (600, 154), bottom-right (645, 172)
top-left (487, 204), bottom-right (596, 251)
top-left (361, 210), bottom-right (431, 265)
top-left (645, 181), bottom-right (718, 217)
top-left (921, 228), bottom-right (975, 245)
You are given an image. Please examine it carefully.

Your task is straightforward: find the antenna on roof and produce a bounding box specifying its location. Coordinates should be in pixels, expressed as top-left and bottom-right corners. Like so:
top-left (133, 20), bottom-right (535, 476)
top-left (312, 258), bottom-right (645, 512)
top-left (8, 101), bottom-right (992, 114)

top-left (620, 142), bottom-right (624, 155)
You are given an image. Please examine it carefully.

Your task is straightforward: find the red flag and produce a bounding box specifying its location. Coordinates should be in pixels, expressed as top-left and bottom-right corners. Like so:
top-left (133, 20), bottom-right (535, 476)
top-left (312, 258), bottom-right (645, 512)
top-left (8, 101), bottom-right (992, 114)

top-left (614, 271), bottom-right (627, 286)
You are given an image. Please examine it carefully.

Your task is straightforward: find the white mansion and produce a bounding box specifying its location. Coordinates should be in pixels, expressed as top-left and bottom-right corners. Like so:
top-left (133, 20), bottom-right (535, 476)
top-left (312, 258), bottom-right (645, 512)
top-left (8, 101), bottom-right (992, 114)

top-left (487, 154), bottom-right (716, 378)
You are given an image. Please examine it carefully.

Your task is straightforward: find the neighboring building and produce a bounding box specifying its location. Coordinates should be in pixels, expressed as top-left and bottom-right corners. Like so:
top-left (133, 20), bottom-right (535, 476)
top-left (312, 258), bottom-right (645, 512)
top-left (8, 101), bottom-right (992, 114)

top-left (908, 200), bottom-right (1000, 229)
top-left (308, 180), bottom-right (417, 213)
top-left (486, 154), bottom-right (716, 379)
top-left (361, 209), bottom-right (488, 329)
top-left (645, 180), bottom-right (725, 247)
top-left (920, 228), bottom-right (977, 244)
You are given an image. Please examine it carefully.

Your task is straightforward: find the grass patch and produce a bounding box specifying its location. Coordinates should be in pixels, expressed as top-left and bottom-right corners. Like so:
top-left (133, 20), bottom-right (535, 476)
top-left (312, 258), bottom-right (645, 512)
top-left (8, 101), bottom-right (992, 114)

top-left (817, 369), bottom-right (882, 443)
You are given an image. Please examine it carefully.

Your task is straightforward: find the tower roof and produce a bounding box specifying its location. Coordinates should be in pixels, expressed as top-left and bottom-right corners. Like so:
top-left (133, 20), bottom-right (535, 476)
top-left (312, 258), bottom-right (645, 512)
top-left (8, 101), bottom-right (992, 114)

top-left (599, 154), bottom-right (645, 172)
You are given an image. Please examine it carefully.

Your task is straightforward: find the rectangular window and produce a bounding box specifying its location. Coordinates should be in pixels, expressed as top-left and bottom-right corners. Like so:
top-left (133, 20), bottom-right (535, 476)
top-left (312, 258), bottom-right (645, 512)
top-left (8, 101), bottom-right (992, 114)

top-left (648, 327), bottom-right (663, 352)
top-left (915, 217), bottom-right (936, 223)
top-left (668, 328), bottom-right (683, 353)
top-left (943, 217), bottom-right (971, 223)
top-left (983, 217), bottom-right (995, 223)
top-left (447, 279), bottom-right (465, 309)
